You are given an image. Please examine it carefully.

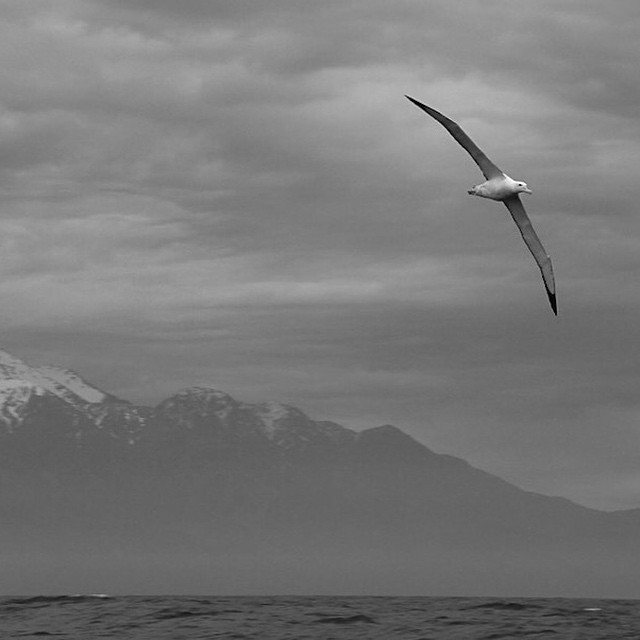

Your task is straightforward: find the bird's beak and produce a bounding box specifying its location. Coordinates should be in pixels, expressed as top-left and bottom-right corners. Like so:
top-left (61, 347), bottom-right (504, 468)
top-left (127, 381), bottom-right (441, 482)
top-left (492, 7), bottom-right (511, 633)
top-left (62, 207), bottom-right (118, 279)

top-left (523, 187), bottom-right (533, 195)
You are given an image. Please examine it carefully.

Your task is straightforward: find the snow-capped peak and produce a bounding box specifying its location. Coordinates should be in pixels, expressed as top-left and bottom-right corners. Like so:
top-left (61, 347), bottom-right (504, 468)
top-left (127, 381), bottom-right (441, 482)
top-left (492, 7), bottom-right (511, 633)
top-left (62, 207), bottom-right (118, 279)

top-left (0, 349), bottom-right (108, 406)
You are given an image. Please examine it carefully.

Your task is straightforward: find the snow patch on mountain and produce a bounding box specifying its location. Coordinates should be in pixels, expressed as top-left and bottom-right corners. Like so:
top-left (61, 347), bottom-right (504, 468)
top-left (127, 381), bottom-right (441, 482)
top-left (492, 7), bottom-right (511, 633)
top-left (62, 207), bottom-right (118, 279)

top-left (0, 379), bottom-right (45, 396)
top-left (254, 401), bottom-right (293, 436)
top-left (157, 386), bottom-right (356, 451)
top-left (86, 403), bottom-right (153, 444)
top-left (0, 349), bottom-right (108, 406)
top-left (36, 366), bottom-right (107, 404)
top-left (0, 380), bottom-right (46, 432)
top-left (159, 387), bottom-right (240, 424)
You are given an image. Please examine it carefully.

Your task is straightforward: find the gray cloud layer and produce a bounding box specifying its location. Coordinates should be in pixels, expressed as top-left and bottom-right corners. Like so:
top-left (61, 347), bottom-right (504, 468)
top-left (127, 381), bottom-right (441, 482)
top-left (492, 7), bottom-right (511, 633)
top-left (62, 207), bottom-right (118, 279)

top-left (1, 0), bottom-right (640, 508)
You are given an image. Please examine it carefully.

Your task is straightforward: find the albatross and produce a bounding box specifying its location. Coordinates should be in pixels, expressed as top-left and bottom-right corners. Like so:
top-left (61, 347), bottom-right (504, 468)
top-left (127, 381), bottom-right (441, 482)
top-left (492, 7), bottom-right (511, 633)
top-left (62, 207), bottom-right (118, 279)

top-left (405, 95), bottom-right (557, 315)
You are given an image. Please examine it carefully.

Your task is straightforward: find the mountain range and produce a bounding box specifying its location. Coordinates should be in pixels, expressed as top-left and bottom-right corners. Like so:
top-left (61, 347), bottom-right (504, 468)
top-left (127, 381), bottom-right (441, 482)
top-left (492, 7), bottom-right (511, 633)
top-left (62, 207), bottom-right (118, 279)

top-left (0, 348), bottom-right (638, 597)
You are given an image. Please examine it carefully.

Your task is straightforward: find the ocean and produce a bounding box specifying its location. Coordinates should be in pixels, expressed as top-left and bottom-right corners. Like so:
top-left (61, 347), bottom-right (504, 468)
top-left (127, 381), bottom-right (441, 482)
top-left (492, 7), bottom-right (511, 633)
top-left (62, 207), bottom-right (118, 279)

top-left (1, 595), bottom-right (639, 639)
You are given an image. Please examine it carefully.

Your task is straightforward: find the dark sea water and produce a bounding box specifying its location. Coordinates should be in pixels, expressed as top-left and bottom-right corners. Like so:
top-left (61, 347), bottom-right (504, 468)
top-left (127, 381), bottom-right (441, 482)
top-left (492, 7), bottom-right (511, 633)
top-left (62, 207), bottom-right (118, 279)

top-left (1, 595), bottom-right (639, 639)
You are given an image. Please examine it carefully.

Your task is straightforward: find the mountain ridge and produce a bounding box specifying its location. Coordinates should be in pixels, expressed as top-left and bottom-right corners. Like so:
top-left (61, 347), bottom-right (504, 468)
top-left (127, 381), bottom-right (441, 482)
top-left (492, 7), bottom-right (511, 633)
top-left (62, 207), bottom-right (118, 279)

top-left (0, 347), bottom-right (622, 512)
top-left (0, 348), bottom-right (382, 457)
top-left (1, 346), bottom-right (639, 596)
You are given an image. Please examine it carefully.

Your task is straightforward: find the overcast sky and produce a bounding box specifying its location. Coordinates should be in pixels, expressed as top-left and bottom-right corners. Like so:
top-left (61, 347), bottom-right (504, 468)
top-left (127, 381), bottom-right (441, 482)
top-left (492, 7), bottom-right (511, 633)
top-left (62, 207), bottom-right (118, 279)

top-left (1, 0), bottom-right (640, 510)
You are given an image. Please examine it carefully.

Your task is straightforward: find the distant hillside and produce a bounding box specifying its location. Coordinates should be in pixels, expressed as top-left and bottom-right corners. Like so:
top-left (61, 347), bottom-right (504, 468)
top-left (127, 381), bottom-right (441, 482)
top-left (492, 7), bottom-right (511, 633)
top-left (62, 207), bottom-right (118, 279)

top-left (0, 347), bottom-right (638, 597)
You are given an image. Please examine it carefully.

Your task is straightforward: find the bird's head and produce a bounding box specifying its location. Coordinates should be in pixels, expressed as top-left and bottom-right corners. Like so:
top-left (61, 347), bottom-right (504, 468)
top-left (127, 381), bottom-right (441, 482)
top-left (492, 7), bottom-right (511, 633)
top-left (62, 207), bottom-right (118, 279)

top-left (515, 181), bottom-right (532, 195)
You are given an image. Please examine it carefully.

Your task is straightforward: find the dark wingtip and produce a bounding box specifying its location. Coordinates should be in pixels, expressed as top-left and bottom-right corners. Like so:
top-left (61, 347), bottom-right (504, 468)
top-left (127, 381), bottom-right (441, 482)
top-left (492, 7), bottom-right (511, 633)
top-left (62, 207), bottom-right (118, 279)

top-left (404, 95), bottom-right (445, 121)
top-left (548, 291), bottom-right (558, 316)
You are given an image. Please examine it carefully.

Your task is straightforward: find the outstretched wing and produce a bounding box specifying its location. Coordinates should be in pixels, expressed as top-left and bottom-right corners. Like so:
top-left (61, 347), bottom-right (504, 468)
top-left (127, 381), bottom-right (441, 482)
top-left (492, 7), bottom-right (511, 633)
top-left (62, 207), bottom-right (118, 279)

top-left (405, 95), bottom-right (504, 180)
top-left (504, 195), bottom-right (557, 315)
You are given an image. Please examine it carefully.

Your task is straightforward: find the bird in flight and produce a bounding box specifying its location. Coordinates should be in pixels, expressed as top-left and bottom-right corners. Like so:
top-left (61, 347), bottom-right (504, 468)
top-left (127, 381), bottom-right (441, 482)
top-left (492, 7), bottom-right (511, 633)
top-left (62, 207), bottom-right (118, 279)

top-left (405, 95), bottom-right (557, 315)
